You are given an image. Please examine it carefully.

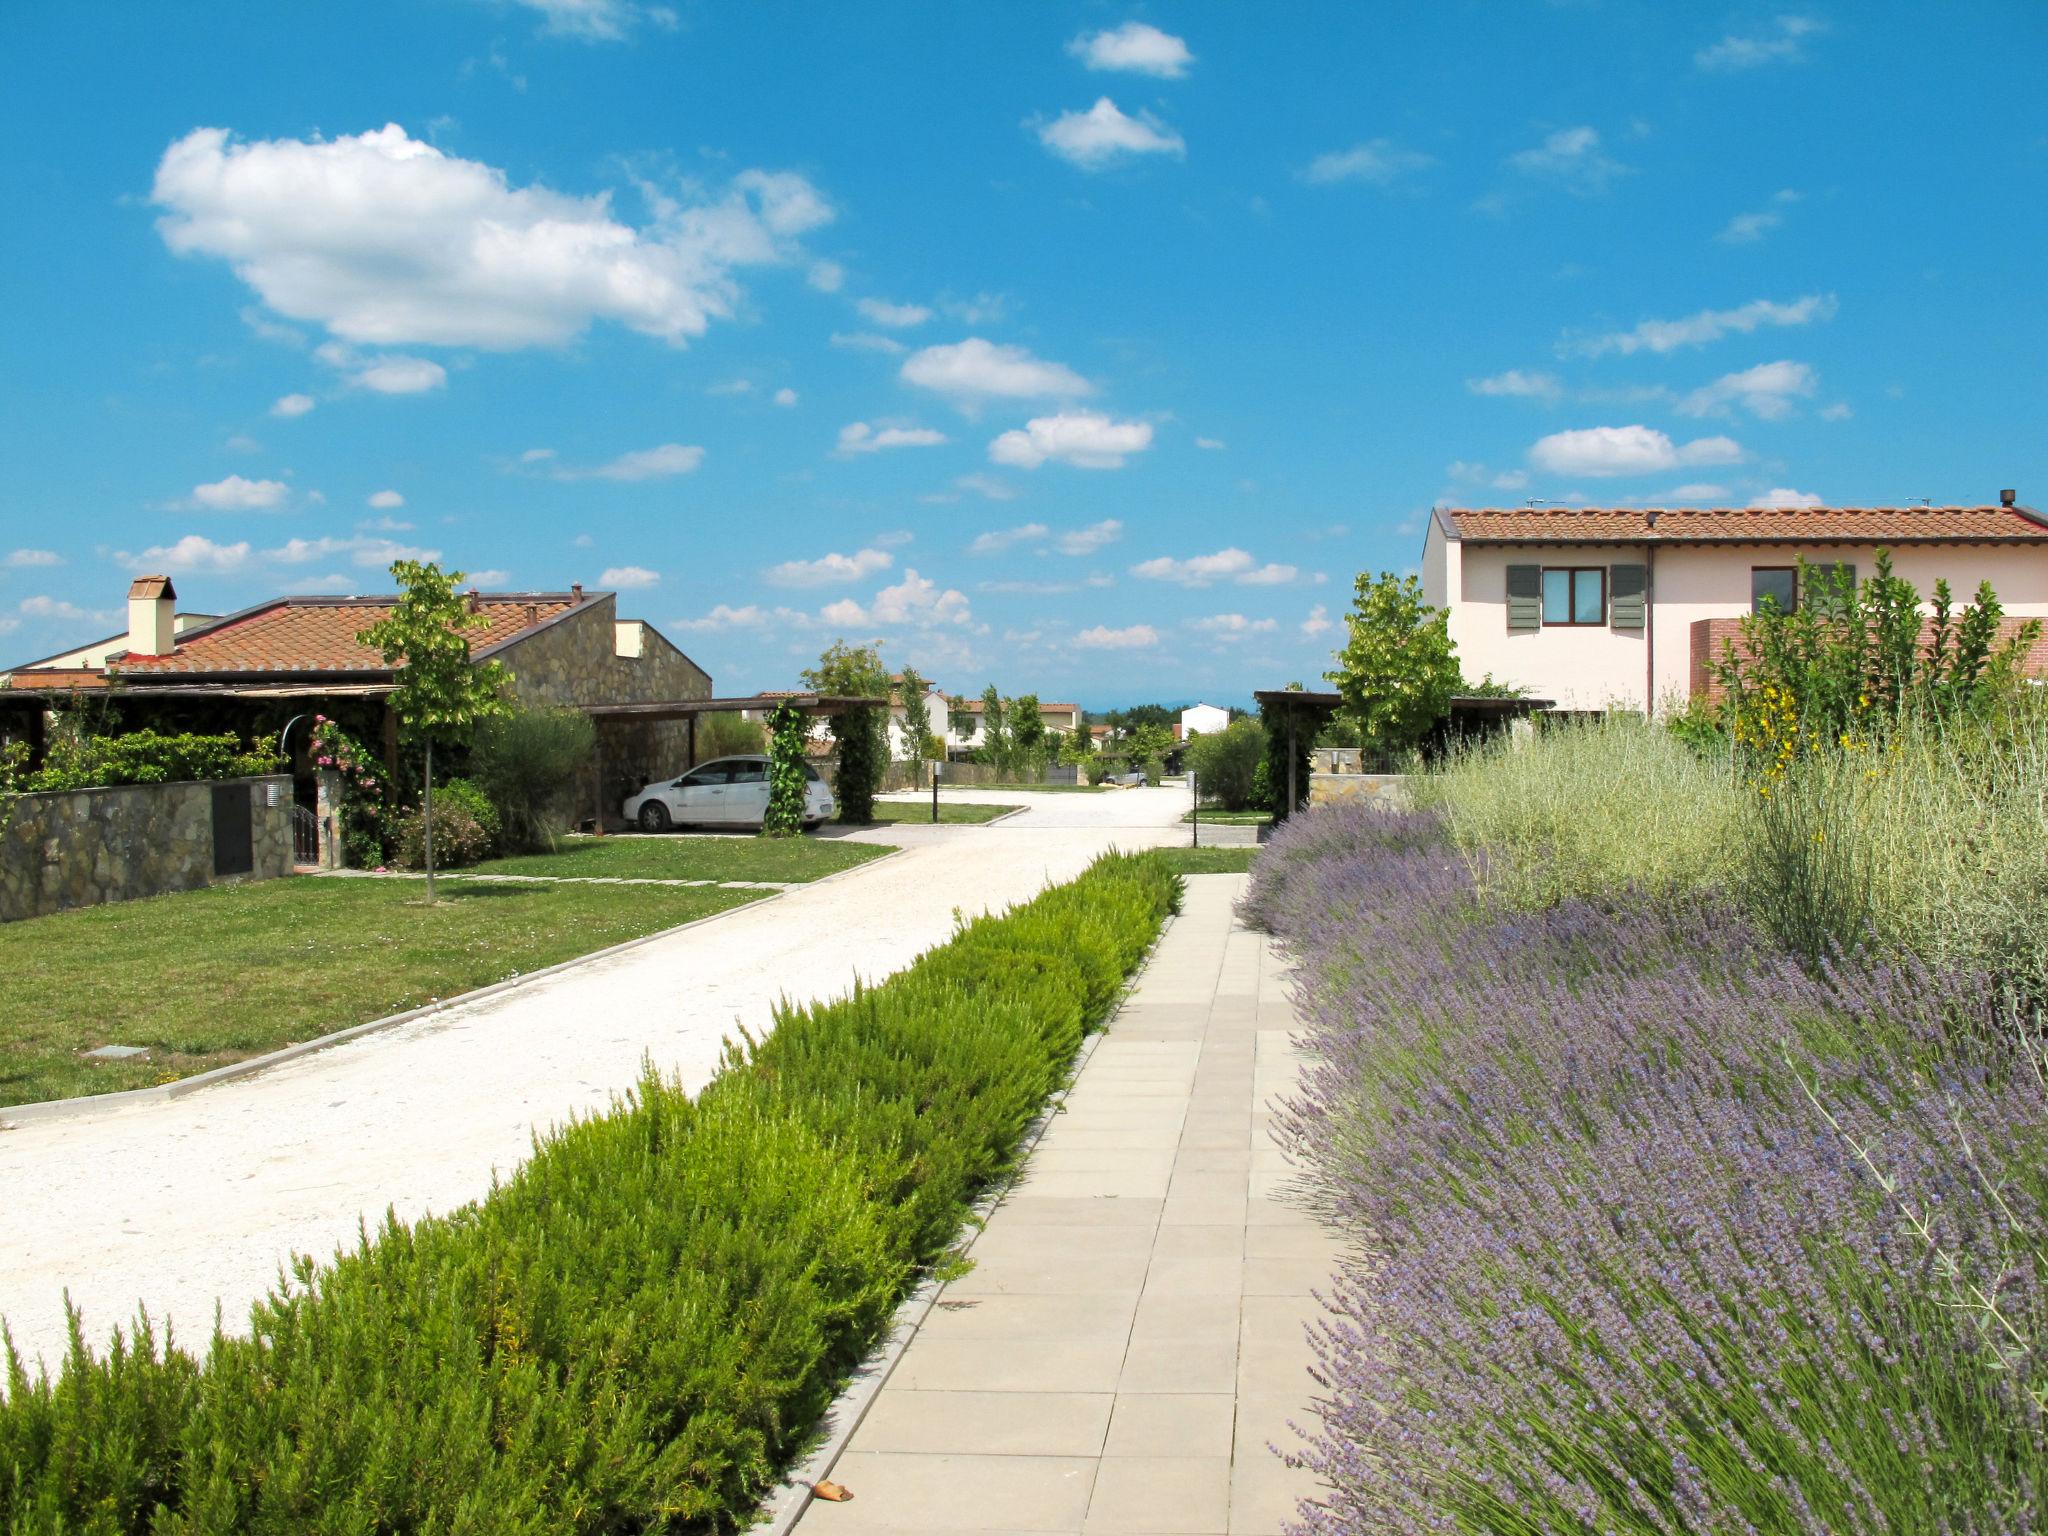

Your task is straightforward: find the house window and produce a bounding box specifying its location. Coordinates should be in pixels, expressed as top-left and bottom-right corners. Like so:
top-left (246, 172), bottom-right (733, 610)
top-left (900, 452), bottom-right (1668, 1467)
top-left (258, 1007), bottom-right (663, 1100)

top-left (1541, 568), bottom-right (1606, 625)
top-left (1751, 567), bottom-right (1797, 614)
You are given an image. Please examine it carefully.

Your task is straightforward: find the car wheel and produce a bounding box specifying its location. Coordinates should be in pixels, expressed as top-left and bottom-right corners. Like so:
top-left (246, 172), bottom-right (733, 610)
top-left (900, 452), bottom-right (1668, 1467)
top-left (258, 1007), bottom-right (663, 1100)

top-left (638, 801), bottom-right (672, 832)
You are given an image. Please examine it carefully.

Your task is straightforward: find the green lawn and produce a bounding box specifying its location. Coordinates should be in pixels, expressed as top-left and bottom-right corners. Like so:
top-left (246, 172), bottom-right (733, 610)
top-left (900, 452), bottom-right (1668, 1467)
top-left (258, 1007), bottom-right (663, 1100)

top-left (1181, 807), bottom-right (1272, 826)
top-left (867, 800), bottom-right (1019, 825)
top-left (467, 834), bottom-right (890, 882)
top-left (0, 877), bottom-right (761, 1107)
top-left (1147, 847), bottom-right (1259, 875)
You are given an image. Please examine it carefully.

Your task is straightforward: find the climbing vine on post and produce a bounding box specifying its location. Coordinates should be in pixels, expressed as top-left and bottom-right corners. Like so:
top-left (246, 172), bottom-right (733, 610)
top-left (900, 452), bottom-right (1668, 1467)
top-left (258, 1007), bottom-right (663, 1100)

top-left (761, 700), bottom-right (808, 837)
top-left (803, 640), bottom-right (889, 825)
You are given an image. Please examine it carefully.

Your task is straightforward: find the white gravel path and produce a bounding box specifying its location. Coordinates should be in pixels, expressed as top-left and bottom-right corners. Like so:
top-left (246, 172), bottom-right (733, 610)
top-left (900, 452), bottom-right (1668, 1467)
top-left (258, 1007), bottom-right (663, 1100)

top-left (0, 788), bottom-right (1192, 1376)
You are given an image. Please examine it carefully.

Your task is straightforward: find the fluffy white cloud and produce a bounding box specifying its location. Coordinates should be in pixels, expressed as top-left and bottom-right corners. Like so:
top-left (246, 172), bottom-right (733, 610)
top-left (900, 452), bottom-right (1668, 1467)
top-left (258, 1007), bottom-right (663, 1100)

top-left (153, 125), bottom-right (830, 353)
top-left (989, 411), bottom-right (1152, 470)
top-left (1820, 401), bottom-right (1853, 421)
top-left (1719, 210), bottom-right (1779, 243)
top-left (902, 338), bottom-right (1091, 405)
top-left (1749, 487), bottom-right (1826, 509)
top-left (1074, 623), bottom-right (1158, 650)
top-left (1130, 548), bottom-right (1297, 587)
top-left (836, 421), bottom-right (947, 454)
top-left (807, 260), bottom-right (845, 293)
top-left (266, 533), bottom-right (442, 568)
top-left (508, 0), bottom-right (674, 41)
top-left (1678, 359), bottom-right (1816, 420)
top-left (1528, 425), bottom-right (1744, 477)
top-left (552, 443), bottom-right (705, 481)
top-left (953, 472), bottom-right (1017, 501)
top-left (1056, 519), bottom-right (1122, 555)
top-left (1194, 436), bottom-right (1225, 450)
top-left (17, 596), bottom-right (100, 623)
top-left (824, 569), bottom-right (973, 630)
top-left (766, 547), bottom-right (894, 587)
top-left (1570, 293), bottom-right (1838, 357)
top-left (1238, 562), bottom-right (1299, 585)
top-left (1067, 21), bottom-right (1192, 77)
top-left (856, 297), bottom-right (932, 328)
top-left (969, 523), bottom-right (1050, 555)
top-left (1191, 613), bottom-right (1278, 640)
top-left (270, 392), bottom-right (316, 418)
top-left (1301, 140), bottom-right (1434, 186)
top-left (1035, 98), bottom-right (1185, 170)
top-left (1300, 604), bottom-right (1333, 637)
top-left (773, 386), bottom-right (799, 407)
top-left (830, 330), bottom-right (907, 355)
top-left (191, 474), bottom-right (289, 511)
top-left (118, 534), bottom-right (252, 573)
top-left (1467, 369), bottom-right (1563, 403)
top-left (349, 353), bottom-right (446, 394)
top-left (1508, 126), bottom-right (1627, 195)
top-left (6, 549), bottom-right (63, 568)
top-left (1697, 15), bottom-right (1826, 70)
top-left (367, 489), bottom-right (404, 509)
top-left (600, 565), bottom-right (660, 588)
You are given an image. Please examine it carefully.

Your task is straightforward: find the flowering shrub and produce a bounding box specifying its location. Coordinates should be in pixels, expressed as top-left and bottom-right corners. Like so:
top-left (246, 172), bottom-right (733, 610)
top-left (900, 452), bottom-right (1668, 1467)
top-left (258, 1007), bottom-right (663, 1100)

top-left (308, 715), bottom-right (387, 867)
top-left (1245, 803), bottom-right (2047, 1534)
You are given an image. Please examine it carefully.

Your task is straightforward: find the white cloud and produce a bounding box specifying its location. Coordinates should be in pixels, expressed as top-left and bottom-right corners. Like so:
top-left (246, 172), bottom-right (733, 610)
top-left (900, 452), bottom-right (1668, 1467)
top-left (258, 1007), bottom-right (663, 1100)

top-left (856, 297), bottom-right (932, 328)
top-left (807, 259), bottom-right (845, 293)
top-left (1301, 140), bottom-right (1434, 186)
top-left (980, 579), bottom-right (1079, 595)
top-left (191, 474), bottom-right (290, 511)
top-left (17, 596), bottom-right (99, 623)
top-left (360, 515), bottom-right (413, 532)
top-left (1697, 15), bottom-right (1826, 70)
top-left (1191, 613), bottom-right (1278, 640)
top-left (1820, 402), bottom-right (1853, 422)
top-left (824, 569), bottom-right (974, 630)
top-left (902, 337), bottom-right (1091, 406)
top-left (1678, 359), bottom-right (1816, 420)
top-left (766, 547), bottom-right (894, 587)
top-left (1194, 436), bottom-right (1225, 450)
top-left (1570, 293), bottom-right (1838, 357)
top-left (599, 565), bottom-right (660, 588)
top-left (1300, 604), bottom-right (1333, 637)
top-left (367, 489), bottom-right (405, 509)
top-left (467, 568), bottom-right (512, 587)
top-left (521, 447), bottom-right (558, 462)
top-left (830, 330), bottom-right (907, 355)
top-left (508, 0), bottom-right (672, 42)
top-left (1750, 487), bottom-right (1826, 509)
top-left (572, 532), bottom-right (594, 547)
top-left (1074, 623), bottom-right (1158, 650)
top-left (347, 354), bottom-right (446, 394)
top-left (1467, 369), bottom-right (1563, 403)
top-left (836, 421), bottom-right (947, 454)
top-left (773, 386), bottom-right (799, 407)
top-left (1130, 548), bottom-right (1297, 587)
top-left (271, 392), bottom-right (316, 418)
top-left (1718, 209), bottom-right (1781, 244)
top-left (6, 549), bottom-right (63, 568)
top-left (1056, 519), bottom-right (1122, 556)
top-left (706, 378), bottom-right (754, 396)
top-left (1528, 425), bottom-right (1745, 477)
top-left (969, 523), bottom-right (1050, 555)
top-left (266, 534), bottom-right (441, 569)
top-left (1667, 483), bottom-right (1731, 501)
top-left (672, 602), bottom-right (811, 632)
top-left (117, 534), bottom-right (252, 574)
top-left (1067, 21), bottom-right (1192, 77)
top-left (1034, 98), bottom-right (1185, 170)
top-left (1493, 469), bottom-right (1531, 491)
top-left (953, 472), bottom-right (1018, 501)
top-left (1507, 126), bottom-right (1627, 195)
top-left (1237, 562), bottom-right (1299, 585)
top-left (989, 411), bottom-right (1153, 470)
top-left (152, 124), bottom-right (830, 353)
top-left (552, 443), bottom-right (704, 481)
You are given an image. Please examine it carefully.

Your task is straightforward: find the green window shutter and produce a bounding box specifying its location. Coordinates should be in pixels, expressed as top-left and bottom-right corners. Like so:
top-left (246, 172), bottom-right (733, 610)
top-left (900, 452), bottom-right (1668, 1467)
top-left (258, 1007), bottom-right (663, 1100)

top-left (1609, 563), bottom-right (1648, 629)
top-left (1506, 564), bottom-right (1541, 631)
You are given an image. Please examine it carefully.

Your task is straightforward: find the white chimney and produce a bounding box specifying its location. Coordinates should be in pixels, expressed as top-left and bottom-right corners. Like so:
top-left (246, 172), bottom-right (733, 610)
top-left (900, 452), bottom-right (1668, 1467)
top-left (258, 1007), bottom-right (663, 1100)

top-left (126, 575), bottom-right (177, 657)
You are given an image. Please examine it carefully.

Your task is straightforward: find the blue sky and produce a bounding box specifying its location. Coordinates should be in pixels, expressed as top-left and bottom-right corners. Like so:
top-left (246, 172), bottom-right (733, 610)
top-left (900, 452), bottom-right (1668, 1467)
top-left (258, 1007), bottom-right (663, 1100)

top-left (1, 1), bottom-right (2042, 706)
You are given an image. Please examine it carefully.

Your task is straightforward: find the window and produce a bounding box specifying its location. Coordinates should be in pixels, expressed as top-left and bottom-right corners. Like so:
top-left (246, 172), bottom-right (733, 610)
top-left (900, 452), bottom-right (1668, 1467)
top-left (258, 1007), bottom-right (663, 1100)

top-left (679, 763), bottom-right (736, 787)
top-left (1541, 568), bottom-right (1606, 625)
top-left (1751, 567), bottom-right (1797, 614)
top-left (727, 761), bottom-right (768, 784)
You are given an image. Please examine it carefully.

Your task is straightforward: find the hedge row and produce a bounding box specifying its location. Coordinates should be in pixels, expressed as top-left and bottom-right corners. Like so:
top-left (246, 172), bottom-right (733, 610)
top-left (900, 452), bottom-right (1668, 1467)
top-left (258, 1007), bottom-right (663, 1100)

top-left (0, 851), bottom-right (1179, 1534)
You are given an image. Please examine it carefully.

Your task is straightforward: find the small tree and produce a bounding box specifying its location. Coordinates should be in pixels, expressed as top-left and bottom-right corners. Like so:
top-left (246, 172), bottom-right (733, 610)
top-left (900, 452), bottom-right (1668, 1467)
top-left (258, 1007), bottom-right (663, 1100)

top-left (1012, 693), bottom-right (1046, 769)
top-left (979, 686), bottom-right (1012, 776)
top-left (1186, 717), bottom-right (1268, 810)
top-left (804, 641), bottom-right (889, 823)
top-left (761, 700), bottom-right (808, 836)
top-left (1122, 720), bottom-right (1175, 766)
top-left (898, 665), bottom-right (934, 764)
top-left (356, 560), bottom-right (509, 902)
top-left (1058, 724), bottom-right (1096, 767)
top-left (1326, 570), bottom-right (1459, 756)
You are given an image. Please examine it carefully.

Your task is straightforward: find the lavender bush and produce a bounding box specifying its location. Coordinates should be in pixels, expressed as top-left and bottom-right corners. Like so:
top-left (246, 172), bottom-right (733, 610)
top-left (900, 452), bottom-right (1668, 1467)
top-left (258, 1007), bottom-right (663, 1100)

top-left (1245, 802), bottom-right (2048, 1535)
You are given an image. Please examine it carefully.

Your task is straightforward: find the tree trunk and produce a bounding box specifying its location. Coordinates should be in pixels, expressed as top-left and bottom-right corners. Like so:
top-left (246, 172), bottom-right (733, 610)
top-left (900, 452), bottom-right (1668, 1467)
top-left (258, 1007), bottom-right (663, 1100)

top-left (424, 737), bottom-right (436, 905)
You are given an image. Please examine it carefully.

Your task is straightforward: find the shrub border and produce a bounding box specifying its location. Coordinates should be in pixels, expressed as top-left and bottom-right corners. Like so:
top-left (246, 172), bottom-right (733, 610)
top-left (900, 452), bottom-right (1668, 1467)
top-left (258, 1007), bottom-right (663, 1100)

top-left (0, 846), bottom-right (902, 1129)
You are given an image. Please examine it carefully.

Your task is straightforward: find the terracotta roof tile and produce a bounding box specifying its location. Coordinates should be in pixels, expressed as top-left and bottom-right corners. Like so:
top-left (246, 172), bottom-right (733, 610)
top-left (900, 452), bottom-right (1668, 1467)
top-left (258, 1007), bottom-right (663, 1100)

top-left (110, 595), bottom-right (578, 676)
top-left (1443, 505), bottom-right (2048, 544)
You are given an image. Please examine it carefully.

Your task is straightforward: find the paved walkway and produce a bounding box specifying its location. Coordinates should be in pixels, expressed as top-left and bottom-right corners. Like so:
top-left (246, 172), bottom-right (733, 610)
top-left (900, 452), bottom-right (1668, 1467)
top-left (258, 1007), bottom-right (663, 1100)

top-left (799, 874), bottom-right (1338, 1535)
top-left (0, 789), bottom-right (1191, 1374)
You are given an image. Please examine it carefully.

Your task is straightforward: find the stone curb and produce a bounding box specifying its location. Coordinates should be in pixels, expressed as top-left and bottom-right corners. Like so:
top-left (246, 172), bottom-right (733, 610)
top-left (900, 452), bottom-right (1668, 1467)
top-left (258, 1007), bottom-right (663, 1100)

top-left (0, 847), bottom-right (902, 1132)
top-left (755, 911), bottom-right (1177, 1534)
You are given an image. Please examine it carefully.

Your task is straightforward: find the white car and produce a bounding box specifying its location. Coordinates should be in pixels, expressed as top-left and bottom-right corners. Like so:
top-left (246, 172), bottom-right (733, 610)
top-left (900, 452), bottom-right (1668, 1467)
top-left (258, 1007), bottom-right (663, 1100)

top-left (623, 754), bottom-right (835, 831)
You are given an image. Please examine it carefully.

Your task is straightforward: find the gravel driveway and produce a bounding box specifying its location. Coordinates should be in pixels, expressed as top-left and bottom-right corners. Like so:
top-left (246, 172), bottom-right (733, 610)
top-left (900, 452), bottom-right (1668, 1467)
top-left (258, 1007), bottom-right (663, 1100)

top-left (0, 787), bottom-right (1190, 1375)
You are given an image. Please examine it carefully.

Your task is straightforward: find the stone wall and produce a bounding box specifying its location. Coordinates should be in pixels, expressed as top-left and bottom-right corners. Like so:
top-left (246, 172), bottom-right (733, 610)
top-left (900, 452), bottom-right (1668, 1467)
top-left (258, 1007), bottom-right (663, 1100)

top-left (1, 774), bottom-right (294, 924)
top-left (495, 596), bottom-right (713, 827)
top-left (1309, 772), bottom-right (1411, 810)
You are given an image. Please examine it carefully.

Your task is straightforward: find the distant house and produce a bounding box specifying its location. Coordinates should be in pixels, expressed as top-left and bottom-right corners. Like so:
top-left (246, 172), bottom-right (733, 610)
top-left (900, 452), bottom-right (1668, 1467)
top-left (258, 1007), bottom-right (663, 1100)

top-left (1422, 498), bottom-right (2048, 711)
top-left (885, 675), bottom-right (950, 760)
top-left (947, 696), bottom-right (1083, 758)
top-left (1179, 702), bottom-right (1230, 738)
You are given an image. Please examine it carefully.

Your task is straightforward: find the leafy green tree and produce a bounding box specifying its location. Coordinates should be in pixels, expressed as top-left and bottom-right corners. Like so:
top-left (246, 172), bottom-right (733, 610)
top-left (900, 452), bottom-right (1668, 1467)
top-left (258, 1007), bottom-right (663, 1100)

top-left (898, 666), bottom-right (934, 762)
top-left (761, 700), bottom-right (809, 837)
top-left (356, 560), bottom-right (510, 902)
top-left (804, 641), bottom-right (890, 823)
top-left (1122, 721), bottom-right (1175, 765)
top-left (1058, 725), bottom-right (1096, 767)
top-left (1185, 717), bottom-right (1268, 810)
top-left (697, 711), bottom-right (765, 760)
top-left (1326, 570), bottom-right (1459, 755)
top-left (1012, 694), bottom-right (1045, 761)
top-left (979, 686), bottom-right (1012, 776)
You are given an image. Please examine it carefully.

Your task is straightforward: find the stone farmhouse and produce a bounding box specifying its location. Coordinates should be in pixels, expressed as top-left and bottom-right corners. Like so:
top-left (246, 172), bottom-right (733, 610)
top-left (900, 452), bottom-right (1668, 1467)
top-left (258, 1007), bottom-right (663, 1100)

top-left (1422, 497), bottom-right (2048, 712)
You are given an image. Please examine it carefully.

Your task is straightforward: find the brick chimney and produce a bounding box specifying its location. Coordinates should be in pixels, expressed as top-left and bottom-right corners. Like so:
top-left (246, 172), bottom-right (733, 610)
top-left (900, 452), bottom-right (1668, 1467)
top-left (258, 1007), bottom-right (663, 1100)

top-left (2002, 488), bottom-right (2019, 508)
top-left (571, 582), bottom-right (584, 604)
top-left (126, 575), bottom-right (177, 657)
top-left (522, 603), bottom-right (539, 629)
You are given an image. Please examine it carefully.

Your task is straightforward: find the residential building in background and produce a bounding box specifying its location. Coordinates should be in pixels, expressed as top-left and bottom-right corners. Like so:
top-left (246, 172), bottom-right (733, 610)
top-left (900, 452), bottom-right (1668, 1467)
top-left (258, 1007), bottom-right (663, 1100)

top-left (1179, 702), bottom-right (1230, 738)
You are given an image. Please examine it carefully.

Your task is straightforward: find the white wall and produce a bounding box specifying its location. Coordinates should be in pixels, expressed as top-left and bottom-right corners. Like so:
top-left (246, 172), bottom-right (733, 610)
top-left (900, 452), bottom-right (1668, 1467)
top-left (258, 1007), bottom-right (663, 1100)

top-left (1181, 703), bottom-right (1230, 737)
top-left (887, 690), bottom-right (950, 759)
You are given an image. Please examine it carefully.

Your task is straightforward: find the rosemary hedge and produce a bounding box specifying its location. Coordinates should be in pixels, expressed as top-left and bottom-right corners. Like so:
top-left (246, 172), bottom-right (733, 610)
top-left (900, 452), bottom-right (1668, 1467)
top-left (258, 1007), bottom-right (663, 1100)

top-left (0, 852), bottom-right (1177, 1534)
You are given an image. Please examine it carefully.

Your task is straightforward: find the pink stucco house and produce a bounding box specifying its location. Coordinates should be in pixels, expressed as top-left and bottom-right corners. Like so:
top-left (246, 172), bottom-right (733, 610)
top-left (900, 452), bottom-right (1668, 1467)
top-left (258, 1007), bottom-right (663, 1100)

top-left (1421, 496), bottom-right (2048, 711)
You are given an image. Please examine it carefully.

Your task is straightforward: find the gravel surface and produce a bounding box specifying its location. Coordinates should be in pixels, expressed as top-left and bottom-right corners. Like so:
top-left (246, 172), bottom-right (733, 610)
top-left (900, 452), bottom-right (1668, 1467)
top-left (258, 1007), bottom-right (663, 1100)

top-left (0, 788), bottom-right (1190, 1376)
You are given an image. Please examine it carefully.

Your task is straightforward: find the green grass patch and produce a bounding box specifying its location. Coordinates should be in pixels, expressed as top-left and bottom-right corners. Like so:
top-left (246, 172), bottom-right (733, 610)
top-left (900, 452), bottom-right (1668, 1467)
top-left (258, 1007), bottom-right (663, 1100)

top-left (1181, 807), bottom-right (1271, 825)
top-left (470, 834), bottom-right (889, 882)
top-left (0, 853), bottom-right (1178, 1533)
top-left (0, 878), bottom-right (760, 1107)
top-left (1149, 847), bottom-right (1259, 874)
top-left (867, 800), bottom-right (1019, 825)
